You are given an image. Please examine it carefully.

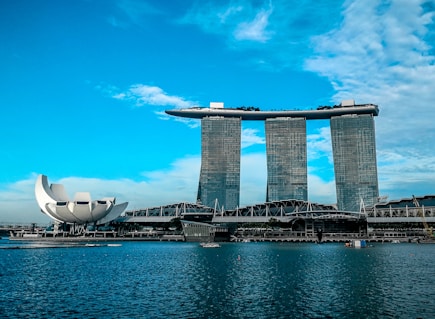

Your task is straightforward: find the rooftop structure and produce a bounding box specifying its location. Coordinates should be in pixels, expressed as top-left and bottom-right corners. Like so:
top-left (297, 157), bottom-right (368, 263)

top-left (165, 101), bottom-right (379, 120)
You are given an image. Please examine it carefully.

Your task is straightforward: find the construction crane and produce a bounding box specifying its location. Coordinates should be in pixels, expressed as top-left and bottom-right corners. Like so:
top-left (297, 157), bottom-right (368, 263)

top-left (412, 195), bottom-right (433, 238)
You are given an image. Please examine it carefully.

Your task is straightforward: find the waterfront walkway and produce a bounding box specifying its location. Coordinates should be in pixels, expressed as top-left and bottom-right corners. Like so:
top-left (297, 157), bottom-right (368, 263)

top-left (5, 233), bottom-right (427, 243)
top-left (2, 223), bottom-right (432, 243)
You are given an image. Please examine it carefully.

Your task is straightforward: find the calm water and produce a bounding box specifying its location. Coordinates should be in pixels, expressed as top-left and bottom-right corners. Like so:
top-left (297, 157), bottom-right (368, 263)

top-left (0, 238), bottom-right (434, 319)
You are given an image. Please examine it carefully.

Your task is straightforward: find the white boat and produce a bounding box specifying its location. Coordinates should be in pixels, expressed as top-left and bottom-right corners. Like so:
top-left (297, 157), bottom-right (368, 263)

top-left (345, 239), bottom-right (367, 248)
top-left (85, 243), bottom-right (102, 247)
top-left (200, 242), bottom-right (221, 248)
top-left (22, 233), bottom-right (42, 238)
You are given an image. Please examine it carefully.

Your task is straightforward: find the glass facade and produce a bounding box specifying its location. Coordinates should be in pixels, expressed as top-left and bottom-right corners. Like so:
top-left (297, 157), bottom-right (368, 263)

top-left (265, 118), bottom-right (307, 201)
top-left (197, 117), bottom-right (241, 209)
top-left (331, 114), bottom-right (379, 211)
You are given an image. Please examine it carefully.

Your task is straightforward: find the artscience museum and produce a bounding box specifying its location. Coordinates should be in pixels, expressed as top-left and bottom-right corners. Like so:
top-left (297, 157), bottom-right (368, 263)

top-left (35, 174), bottom-right (128, 225)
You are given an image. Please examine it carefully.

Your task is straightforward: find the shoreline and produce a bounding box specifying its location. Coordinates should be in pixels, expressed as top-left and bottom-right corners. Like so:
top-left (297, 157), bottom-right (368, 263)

top-left (3, 235), bottom-right (434, 244)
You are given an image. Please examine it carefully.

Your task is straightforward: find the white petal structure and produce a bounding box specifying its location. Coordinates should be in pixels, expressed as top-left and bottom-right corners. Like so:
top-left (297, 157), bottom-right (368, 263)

top-left (35, 174), bottom-right (128, 225)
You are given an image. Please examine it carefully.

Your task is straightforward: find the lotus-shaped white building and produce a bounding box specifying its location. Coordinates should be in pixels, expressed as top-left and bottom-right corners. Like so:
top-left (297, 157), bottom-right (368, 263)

top-left (35, 174), bottom-right (128, 225)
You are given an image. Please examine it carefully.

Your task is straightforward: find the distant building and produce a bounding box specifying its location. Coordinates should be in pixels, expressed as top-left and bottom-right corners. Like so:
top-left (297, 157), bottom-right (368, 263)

top-left (197, 116), bottom-right (241, 209)
top-left (266, 117), bottom-right (307, 201)
top-left (331, 114), bottom-right (379, 211)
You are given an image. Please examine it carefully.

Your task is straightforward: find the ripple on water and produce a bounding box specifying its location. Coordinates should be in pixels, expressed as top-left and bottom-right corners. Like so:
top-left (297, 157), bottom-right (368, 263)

top-left (0, 241), bottom-right (434, 318)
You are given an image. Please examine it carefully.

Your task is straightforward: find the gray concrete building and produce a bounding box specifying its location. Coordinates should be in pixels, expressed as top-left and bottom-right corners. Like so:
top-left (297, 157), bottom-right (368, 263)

top-left (197, 116), bottom-right (241, 209)
top-left (166, 101), bottom-right (379, 212)
top-left (331, 114), bottom-right (379, 211)
top-left (266, 117), bottom-right (307, 201)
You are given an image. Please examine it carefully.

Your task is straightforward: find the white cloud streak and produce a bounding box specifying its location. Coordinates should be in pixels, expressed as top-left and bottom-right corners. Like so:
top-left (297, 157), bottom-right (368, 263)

top-left (242, 128), bottom-right (265, 148)
top-left (181, 0), bottom-right (343, 69)
top-left (101, 83), bottom-right (202, 127)
top-left (1, 150), bottom-right (339, 224)
top-left (307, 126), bottom-right (332, 163)
top-left (304, 0), bottom-right (435, 199)
top-left (113, 84), bottom-right (199, 109)
top-left (233, 5), bottom-right (274, 42)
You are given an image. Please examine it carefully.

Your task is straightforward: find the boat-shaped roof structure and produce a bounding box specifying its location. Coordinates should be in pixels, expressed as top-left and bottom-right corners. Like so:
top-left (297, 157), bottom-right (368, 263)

top-left (165, 101), bottom-right (379, 121)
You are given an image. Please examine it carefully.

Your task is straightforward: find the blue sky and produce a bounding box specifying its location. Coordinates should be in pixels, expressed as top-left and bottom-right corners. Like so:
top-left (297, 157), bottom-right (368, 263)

top-left (1, 0), bottom-right (434, 224)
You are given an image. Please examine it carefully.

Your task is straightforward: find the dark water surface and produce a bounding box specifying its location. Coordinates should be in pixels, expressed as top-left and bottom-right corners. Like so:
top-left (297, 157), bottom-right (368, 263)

top-left (0, 238), bottom-right (434, 319)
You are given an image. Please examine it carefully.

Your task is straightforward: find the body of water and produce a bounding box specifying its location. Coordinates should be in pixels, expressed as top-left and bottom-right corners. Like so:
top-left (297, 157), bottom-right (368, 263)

top-left (0, 238), bottom-right (434, 318)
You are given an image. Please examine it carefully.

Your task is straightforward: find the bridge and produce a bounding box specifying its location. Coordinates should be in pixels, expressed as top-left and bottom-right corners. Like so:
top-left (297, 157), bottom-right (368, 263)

top-left (120, 197), bottom-right (435, 224)
top-left (3, 196), bottom-right (434, 239)
top-left (366, 203), bottom-right (435, 224)
top-left (119, 196), bottom-right (435, 238)
top-left (120, 200), bottom-right (365, 224)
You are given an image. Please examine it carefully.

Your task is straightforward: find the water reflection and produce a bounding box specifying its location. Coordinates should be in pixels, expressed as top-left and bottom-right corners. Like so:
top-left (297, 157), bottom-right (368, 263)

top-left (0, 240), bottom-right (434, 318)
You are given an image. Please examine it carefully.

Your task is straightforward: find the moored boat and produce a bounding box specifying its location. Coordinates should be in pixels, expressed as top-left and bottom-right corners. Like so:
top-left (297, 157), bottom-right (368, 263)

top-left (200, 242), bottom-right (221, 248)
top-left (345, 239), bottom-right (367, 248)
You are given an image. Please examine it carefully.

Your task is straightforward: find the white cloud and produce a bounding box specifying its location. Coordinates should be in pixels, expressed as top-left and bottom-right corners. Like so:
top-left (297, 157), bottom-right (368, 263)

top-left (182, 1), bottom-right (275, 43)
top-left (240, 152), bottom-right (267, 205)
top-left (304, 0), bottom-right (435, 199)
top-left (241, 128), bottom-right (265, 148)
top-left (377, 149), bottom-right (435, 198)
top-left (0, 164), bottom-right (200, 224)
top-left (218, 5), bottom-right (244, 23)
top-left (115, 84), bottom-right (199, 109)
top-left (307, 126), bottom-right (332, 163)
top-left (233, 6), bottom-right (273, 42)
top-left (173, 117), bottom-right (201, 129)
top-left (0, 174), bottom-right (47, 224)
top-left (307, 174), bottom-right (336, 205)
top-left (0, 152), bottom-right (340, 224)
top-left (97, 83), bottom-right (202, 127)
top-left (181, 0), bottom-right (343, 69)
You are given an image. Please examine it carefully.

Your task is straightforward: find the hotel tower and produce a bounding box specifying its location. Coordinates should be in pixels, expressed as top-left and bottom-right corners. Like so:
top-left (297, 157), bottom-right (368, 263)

top-left (197, 116), bottom-right (241, 209)
top-left (166, 100), bottom-right (379, 212)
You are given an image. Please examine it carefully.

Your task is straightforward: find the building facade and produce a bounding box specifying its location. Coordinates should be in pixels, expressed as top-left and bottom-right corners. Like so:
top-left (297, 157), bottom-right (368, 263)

top-left (266, 117), bottom-right (307, 201)
top-left (330, 114), bottom-right (379, 211)
top-left (197, 116), bottom-right (241, 209)
top-left (167, 101), bottom-right (379, 212)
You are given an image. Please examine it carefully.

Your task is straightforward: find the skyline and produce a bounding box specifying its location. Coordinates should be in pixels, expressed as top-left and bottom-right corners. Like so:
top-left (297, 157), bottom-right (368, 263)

top-left (1, 0), bottom-right (434, 223)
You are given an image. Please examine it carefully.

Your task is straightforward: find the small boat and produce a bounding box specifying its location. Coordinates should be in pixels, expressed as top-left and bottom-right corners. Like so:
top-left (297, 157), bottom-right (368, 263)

top-left (345, 240), bottom-right (367, 248)
top-left (200, 242), bottom-right (221, 248)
